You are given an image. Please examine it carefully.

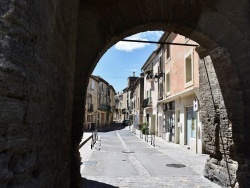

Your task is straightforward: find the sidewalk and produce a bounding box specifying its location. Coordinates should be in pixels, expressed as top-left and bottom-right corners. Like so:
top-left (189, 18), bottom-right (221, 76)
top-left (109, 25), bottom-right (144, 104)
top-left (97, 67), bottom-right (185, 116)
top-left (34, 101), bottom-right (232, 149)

top-left (131, 126), bottom-right (209, 176)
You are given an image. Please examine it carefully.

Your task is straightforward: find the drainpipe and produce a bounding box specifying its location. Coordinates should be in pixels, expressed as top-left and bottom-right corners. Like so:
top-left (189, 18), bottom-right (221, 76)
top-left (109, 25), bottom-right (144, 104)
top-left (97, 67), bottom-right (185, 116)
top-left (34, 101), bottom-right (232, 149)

top-left (157, 104), bottom-right (158, 137)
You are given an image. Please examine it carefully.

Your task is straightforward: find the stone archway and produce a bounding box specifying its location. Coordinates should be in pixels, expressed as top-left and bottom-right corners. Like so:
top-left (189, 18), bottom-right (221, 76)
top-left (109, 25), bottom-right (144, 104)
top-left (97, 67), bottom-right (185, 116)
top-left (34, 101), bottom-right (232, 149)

top-left (1, 0), bottom-right (250, 187)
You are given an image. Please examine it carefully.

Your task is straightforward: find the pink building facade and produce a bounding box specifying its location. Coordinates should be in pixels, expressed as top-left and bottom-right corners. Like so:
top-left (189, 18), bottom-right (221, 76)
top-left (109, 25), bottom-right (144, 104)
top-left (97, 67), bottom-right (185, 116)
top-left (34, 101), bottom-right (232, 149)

top-left (142, 32), bottom-right (202, 153)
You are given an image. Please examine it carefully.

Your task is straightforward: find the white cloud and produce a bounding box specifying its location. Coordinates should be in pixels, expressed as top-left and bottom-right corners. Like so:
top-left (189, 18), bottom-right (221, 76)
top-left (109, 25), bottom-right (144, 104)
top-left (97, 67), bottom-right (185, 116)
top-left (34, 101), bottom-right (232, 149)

top-left (114, 31), bottom-right (164, 52)
top-left (141, 31), bottom-right (163, 39)
top-left (115, 33), bottom-right (149, 52)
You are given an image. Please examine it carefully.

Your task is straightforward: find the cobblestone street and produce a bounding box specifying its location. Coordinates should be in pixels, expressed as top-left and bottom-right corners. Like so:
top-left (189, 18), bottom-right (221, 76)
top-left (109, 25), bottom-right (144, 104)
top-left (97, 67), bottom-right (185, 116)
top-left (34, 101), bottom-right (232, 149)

top-left (80, 124), bottom-right (220, 187)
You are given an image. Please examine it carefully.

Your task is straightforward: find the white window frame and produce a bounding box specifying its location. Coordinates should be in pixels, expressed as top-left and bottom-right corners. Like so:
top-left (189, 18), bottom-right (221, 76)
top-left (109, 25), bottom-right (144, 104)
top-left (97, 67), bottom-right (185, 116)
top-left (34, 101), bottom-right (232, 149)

top-left (184, 49), bottom-right (194, 88)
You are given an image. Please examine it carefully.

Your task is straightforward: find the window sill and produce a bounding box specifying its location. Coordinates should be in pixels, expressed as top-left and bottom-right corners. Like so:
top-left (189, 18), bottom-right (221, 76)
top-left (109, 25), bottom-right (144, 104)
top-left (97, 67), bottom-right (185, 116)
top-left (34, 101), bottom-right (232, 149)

top-left (165, 91), bottom-right (171, 97)
top-left (184, 80), bottom-right (194, 88)
top-left (166, 57), bottom-right (171, 64)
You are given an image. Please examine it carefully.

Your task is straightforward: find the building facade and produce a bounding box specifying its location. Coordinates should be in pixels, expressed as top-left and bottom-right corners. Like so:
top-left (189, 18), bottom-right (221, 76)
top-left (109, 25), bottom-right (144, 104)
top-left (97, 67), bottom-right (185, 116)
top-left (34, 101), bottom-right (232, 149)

top-left (85, 75), bottom-right (115, 130)
top-left (141, 51), bottom-right (159, 134)
top-left (159, 32), bottom-right (201, 153)
top-left (140, 32), bottom-right (202, 153)
top-left (131, 75), bottom-right (144, 127)
top-left (85, 75), bottom-right (99, 130)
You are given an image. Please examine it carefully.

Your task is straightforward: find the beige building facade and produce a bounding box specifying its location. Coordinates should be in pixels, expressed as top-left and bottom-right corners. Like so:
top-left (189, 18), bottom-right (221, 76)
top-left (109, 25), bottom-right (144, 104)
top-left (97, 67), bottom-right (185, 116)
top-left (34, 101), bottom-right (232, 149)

top-left (85, 75), bottom-right (115, 130)
top-left (85, 75), bottom-right (99, 130)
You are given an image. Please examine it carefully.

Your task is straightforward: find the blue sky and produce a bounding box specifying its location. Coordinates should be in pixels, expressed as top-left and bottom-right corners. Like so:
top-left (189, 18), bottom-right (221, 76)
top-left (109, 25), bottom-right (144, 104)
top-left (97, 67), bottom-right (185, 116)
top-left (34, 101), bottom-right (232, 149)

top-left (92, 31), bottom-right (164, 93)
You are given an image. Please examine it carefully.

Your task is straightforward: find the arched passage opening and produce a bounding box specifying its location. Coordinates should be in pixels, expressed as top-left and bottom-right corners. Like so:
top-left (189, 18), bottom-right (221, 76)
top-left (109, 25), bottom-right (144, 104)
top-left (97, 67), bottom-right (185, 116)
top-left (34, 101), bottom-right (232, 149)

top-left (72, 1), bottom-right (250, 187)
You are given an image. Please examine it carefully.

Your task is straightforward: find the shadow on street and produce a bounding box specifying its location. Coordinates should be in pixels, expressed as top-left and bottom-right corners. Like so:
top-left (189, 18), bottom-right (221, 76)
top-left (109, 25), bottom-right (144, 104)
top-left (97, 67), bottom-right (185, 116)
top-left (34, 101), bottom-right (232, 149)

top-left (82, 177), bottom-right (118, 188)
top-left (84, 121), bottom-right (128, 133)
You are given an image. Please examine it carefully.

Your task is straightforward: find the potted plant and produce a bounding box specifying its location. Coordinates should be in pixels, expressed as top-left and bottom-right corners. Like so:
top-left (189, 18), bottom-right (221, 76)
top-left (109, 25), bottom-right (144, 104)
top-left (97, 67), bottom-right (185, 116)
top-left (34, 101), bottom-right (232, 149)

top-left (141, 123), bottom-right (149, 135)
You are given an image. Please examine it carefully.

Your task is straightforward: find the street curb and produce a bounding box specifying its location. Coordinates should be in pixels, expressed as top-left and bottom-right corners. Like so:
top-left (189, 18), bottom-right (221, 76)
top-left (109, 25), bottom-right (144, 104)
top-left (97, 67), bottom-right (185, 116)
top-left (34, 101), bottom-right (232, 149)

top-left (79, 134), bottom-right (92, 149)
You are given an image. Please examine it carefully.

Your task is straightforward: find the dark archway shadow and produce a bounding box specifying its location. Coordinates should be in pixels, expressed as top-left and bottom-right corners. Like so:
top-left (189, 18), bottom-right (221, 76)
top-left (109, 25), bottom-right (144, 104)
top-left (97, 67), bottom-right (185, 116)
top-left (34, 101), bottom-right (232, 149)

top-left (71, 1), bottom-right (250, 187)
top-left (81, 177), bottom-right (118, 188)
top-left (84, 121), bottom-right (128, 133)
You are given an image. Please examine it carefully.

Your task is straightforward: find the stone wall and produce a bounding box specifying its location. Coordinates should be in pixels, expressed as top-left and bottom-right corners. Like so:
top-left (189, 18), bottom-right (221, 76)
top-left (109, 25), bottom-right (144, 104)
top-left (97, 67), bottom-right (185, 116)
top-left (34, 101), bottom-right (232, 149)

top-left (0, 1), bottom-right (79, 187)
top-left (198, 46), bottom-right (238, 187)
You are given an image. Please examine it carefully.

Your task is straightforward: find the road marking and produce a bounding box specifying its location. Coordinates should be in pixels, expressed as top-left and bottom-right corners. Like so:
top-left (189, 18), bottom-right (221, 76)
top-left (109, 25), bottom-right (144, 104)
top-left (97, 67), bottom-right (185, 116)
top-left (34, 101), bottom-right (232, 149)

top-left (116, 131), bottom-right (151, 177)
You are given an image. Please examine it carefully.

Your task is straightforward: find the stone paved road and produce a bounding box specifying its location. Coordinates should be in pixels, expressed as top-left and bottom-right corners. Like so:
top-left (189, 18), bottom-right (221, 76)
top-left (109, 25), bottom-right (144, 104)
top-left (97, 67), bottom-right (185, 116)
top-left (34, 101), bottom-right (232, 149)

top-left (80, 124), bottom-right (220, 188)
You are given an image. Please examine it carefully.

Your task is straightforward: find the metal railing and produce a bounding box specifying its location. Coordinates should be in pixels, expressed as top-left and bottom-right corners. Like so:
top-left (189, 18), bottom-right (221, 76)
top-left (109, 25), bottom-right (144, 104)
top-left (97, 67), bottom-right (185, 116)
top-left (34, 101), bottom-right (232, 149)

top-left (145, 128), bottom-right (149, 142)
top-left (150, 129), bottom-right (155, 147)
top-left (132, 125), bottom-right (136, 135)
top-left (140, 128), bottom-right (143, 139)
top-left (91, 129), bottom-right (98, 149)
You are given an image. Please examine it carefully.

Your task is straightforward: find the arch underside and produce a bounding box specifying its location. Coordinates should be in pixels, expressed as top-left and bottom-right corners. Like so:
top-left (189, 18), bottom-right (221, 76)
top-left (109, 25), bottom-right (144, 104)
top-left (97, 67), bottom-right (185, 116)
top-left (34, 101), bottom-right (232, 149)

top-left (74, 0), bottom-right (250, 187)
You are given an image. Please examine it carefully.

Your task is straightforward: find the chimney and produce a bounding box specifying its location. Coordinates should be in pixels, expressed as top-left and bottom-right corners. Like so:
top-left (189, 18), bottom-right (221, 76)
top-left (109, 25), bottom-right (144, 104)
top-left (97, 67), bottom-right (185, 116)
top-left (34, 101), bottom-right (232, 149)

top-left (133, 72), bottom-right (135, 77)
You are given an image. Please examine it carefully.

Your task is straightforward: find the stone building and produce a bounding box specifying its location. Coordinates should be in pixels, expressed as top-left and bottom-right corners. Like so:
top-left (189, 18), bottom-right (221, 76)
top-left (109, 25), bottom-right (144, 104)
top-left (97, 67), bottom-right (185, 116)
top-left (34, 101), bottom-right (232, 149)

top-left (141, 51), bottom-right (159, 133)
top-left (109, 85), bottom-right (116, 124)
top-left (130, 74), bottom-right (144, 127)
top-left (85, 75), bottom-right (99, 130)
top-left (114, 92), bottom-right (122, 121)
top-left (85, 75), bottom-right (115, 130)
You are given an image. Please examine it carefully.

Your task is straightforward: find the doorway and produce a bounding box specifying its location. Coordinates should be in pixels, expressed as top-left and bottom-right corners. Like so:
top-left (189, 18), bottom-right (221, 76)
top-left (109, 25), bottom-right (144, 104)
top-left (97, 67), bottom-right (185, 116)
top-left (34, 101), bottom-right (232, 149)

top-left (186, 107), bottom-right (196, 146)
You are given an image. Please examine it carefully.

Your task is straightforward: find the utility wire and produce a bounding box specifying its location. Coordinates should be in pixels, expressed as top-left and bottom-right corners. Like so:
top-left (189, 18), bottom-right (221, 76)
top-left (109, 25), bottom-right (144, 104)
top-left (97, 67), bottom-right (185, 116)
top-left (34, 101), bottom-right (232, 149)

top-left (121, 39), bottom-right (198, 47)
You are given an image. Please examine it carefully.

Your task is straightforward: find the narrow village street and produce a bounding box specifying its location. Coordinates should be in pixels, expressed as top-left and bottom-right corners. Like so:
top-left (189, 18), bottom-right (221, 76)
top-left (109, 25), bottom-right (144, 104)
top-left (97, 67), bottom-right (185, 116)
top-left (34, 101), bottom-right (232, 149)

top-left (80, 122), bottom-right (220, 188)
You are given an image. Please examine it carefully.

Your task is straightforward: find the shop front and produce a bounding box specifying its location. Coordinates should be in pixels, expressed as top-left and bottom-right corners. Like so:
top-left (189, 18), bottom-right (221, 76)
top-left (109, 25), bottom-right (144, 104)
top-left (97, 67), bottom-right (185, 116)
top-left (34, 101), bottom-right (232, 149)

top-left (163, 101), bottom-right (175, 142)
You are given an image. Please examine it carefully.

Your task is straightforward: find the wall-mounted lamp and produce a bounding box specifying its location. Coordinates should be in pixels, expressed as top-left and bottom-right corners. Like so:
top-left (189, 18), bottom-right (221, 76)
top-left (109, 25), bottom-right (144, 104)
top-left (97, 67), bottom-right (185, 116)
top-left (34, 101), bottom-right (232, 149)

top-left (154, 73), bottom-right (159, 82)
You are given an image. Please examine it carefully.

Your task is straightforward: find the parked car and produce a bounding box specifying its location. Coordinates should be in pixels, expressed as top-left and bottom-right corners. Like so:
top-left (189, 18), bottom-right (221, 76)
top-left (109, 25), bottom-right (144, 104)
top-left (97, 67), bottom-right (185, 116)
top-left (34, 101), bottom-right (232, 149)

top-left (123, 119), bottom-right (130, 126)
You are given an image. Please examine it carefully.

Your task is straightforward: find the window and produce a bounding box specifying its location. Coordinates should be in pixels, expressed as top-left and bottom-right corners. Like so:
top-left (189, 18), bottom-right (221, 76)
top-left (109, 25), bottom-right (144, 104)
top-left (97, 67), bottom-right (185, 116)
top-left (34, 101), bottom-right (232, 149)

top-left (91, 80), bottom-right (95, 90)
top-left (165, 70), bottom-right (171, 96)
top-left (87, 115), bottom-right (93, 122)
top-left (159, 53), bottom-right (163, 72)
top-left (146, 89), bottom-right (151, 99)
top-left (119, 95), bottom-right (123, 101)
top-left (159, 82), bottom-right (163, 100)
top-left (184, 50), bottom-right (194, 88)
top-left (186, 55), bottom-right (192, 82)
top-left (166, 44), bottom-right (170, 61)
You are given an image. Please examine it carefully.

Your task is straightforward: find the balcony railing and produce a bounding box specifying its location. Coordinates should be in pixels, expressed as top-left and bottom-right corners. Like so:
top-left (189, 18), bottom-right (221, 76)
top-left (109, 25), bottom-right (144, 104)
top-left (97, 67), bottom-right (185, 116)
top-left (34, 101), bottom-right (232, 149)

top-left (146, 73), bottom-right (154, 82)
top-left (121, 108), bottom-right (127, 114)
top-left (142, 97), bottom-right (152, 108)
top-left (98, 104), bottom-right (111, 112)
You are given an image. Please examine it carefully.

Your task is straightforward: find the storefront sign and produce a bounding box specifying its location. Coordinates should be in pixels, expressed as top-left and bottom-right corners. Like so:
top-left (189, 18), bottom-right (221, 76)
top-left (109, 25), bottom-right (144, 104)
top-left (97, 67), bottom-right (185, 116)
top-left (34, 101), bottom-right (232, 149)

top-left (193, 98), bottom-right (199, 111)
